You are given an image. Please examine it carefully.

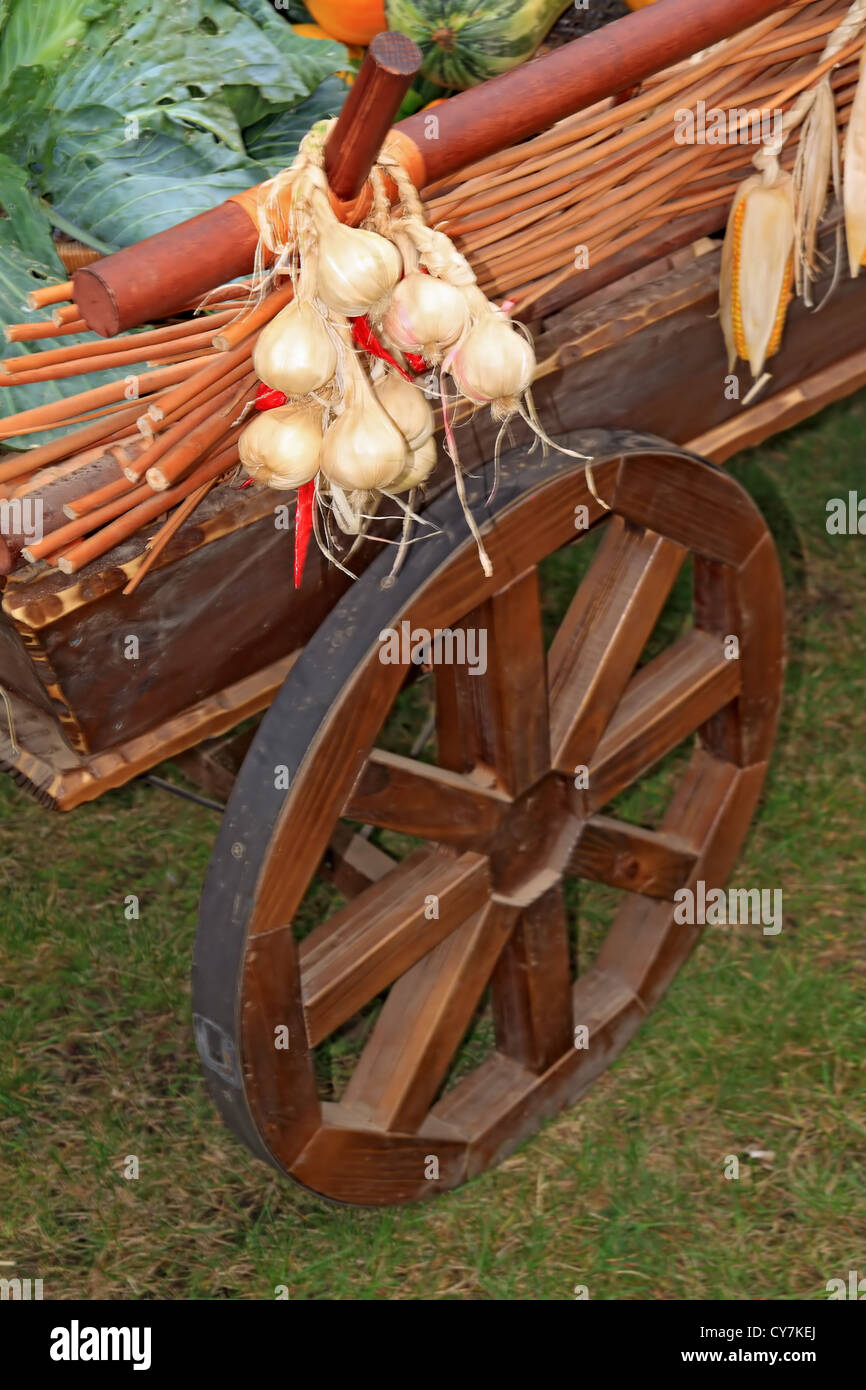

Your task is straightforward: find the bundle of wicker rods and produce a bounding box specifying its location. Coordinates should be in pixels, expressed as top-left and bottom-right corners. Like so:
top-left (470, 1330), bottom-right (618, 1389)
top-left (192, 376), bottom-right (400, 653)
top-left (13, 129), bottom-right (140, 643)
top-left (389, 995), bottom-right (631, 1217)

top-left (426, 0), bottom-right (859, 310)
top-left (0, 0), bottom-right (860, 584)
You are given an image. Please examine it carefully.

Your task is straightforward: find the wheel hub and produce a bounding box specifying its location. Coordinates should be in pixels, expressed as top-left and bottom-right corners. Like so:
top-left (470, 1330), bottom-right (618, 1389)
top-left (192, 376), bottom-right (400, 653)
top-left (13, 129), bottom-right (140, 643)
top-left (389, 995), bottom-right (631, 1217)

top-left (483, 773), bottom-right (581, 907)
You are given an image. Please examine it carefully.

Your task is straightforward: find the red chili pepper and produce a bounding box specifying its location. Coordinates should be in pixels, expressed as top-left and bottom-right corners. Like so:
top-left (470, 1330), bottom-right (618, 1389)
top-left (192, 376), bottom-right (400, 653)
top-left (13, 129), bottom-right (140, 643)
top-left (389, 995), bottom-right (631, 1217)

top-left (294, 479), bottom-right (315, 589)
top-left (255, 382), bottom-right (287, 410)
top-left (350, 316), bottom-right (416, 381)
top-left (404, 351), bottom-right (427, 374)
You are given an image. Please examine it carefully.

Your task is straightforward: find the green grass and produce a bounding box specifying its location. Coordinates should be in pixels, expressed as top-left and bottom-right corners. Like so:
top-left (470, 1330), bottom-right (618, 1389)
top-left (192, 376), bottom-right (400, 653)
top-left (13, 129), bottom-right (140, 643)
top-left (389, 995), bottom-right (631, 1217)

top-left (1, 393), bottom-right (865, 1300)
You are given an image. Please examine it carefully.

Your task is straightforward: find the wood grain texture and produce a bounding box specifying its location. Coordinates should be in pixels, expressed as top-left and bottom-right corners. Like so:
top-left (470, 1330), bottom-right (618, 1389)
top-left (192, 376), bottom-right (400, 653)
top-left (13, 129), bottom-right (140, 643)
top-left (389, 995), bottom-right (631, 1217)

top-left (301, 848), bottom-right (490, 1046)
top-left (549, 517), bottom-right (686, 772)
top-left (581, 629), bottom-right (742, 812)
top-left (343, 748), bottom-right (509, 845)
top-left (343, 900), bottom-right (517, 1132)
top-left (570, 815), bottom-right (697, 899)
top-left (490, 884), bottom-right (573, 1073)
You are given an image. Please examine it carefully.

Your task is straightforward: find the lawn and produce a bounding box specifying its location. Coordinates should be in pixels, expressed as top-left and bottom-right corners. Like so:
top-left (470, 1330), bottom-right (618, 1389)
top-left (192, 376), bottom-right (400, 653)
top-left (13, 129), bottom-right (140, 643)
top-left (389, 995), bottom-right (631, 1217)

top-left (1, 394), bottom-right (865, 1301)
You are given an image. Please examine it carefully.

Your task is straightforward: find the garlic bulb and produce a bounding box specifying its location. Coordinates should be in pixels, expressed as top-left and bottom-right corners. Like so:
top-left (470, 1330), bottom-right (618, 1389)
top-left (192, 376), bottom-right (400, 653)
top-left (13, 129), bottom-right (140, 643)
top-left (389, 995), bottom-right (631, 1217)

top-left (253, 299), bottom-right (337, 397)
top-left (239, 405), bottom-right (323, 489)
top-left (449, 313), bottom-right (535, 405)
top-left (313, 196), bottom-right (402, 316)
top-left (381, 273), bottom-right (468, 359)
top-left (321, 397), bottom-right (408, 491)
top-left (374, 370), bottom-right (434, 450)
top-left (390, 436), bottom-right (437, 493)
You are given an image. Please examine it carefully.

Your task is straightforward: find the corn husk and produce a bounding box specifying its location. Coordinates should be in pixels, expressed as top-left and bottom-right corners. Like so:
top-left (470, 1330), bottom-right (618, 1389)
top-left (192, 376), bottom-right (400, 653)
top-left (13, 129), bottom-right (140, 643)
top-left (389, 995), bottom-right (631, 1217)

top-left (844, 45), bottom-right (866, 277)
top-left (794, 78), bottom-right (837, 305)
top-left (721, 156), bottom-right (795, 379)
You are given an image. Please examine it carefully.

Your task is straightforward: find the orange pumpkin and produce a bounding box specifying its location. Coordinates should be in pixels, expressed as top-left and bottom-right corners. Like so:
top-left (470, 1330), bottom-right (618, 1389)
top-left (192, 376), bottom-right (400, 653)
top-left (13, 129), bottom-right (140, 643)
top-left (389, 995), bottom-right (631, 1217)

top-left (305, 1), bottom-right (387, 46)
top-left (291, 22), bottom-right (364, 64)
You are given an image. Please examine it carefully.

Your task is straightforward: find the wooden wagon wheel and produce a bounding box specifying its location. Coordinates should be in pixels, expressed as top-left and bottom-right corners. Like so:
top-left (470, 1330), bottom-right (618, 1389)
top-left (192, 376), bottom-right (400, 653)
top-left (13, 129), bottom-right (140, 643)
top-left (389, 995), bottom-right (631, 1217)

top-left (192, 429), bottom-right (784, 1206)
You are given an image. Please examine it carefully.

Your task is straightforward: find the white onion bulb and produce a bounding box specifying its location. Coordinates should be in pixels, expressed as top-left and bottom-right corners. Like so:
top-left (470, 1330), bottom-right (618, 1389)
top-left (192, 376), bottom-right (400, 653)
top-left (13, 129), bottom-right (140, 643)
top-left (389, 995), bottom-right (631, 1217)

top-left (381, 273), bottom-right (468, 358)
top-left (239, 405), bottom-right (322, 489)
top-left (253, 299), bottom-right (336, 397)
top-left (390, 436), bottom-right (437, 493)
top-left (320, 398), bottom-right (407, 491)
top-left (449, 314), bottom-right (535, 405)
top-left (314, 212), bottom-right (402, 317)
top-left (374, 371), bottom-right (434, 451)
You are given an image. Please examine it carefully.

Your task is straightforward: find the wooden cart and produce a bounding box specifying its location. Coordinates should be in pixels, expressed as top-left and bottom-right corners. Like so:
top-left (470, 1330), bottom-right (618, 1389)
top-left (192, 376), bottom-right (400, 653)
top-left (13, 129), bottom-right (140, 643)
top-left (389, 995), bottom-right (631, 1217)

top-left (1, 0), bottom-right (860, 1204)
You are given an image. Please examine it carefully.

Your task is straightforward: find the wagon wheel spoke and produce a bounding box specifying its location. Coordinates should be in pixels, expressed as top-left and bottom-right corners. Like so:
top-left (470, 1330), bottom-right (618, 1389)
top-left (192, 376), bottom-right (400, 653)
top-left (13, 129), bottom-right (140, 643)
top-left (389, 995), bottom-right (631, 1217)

top-left (490, 883), bottom-right (574, 1074)
top-left (342, 899), bottom-right (518, 1132)
top-left (549, 517), bottom-right (687, 774)
top-left (300, 847), bottom-right (491, 1047)
top-left (577, 628), bottom-right (742, 813)
top-left (568, 814), bottom-right (698, 899)
top-left (434, 566), bottom-right (550, 796)
top-left (342, 748), bottom-right (509, 847)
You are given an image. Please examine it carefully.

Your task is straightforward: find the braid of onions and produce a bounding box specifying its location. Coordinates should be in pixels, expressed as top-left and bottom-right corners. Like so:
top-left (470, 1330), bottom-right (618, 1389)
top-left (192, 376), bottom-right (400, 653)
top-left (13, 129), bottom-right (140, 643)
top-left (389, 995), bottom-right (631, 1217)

top-left (238, 126), bottom-right (592, 577)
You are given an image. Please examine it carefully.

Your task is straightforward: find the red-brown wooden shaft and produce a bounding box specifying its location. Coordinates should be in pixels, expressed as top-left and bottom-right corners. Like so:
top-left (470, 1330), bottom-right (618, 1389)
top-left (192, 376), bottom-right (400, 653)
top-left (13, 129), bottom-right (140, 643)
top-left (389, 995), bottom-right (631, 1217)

top-left (400, 0), bottom-right (793, 183)
top-left (324, 32), bottom-right (422, 201)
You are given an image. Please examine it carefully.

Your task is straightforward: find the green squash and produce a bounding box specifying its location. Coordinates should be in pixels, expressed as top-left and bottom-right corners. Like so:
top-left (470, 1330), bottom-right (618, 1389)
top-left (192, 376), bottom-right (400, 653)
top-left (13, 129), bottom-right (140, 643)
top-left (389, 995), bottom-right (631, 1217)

top-left (385, 0), bottom-right (572, 89)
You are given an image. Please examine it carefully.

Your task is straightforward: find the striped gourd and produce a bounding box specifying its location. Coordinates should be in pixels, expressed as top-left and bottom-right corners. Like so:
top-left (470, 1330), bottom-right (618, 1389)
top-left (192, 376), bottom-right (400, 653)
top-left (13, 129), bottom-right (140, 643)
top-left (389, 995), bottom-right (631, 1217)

top-left (385, 0), bottom-right (572, 89)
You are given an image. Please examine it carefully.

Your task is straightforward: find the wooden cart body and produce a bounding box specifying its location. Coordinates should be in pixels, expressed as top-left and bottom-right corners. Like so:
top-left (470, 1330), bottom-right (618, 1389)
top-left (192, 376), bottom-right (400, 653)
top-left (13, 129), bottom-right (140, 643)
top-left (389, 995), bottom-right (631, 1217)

top-left (2, 227), bottom-right (860, 808)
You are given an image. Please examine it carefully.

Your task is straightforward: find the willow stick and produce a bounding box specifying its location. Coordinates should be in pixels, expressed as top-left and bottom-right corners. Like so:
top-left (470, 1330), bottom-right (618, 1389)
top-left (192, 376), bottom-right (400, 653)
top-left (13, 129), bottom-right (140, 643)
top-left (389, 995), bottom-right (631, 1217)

top-left (147, 381), bottom-right (253, 490)
top-left (0, 397), bottom-right (164, 481)
top-left (0, 332), bottom-right (222, 385)
top-left (5, 318), bottom-right (89, 343)
top-left (122, 478), bottom-right (218, 596)
top-left (27, 281), bottom-right (74, 310)
top-left (426, 3), bottom-right (806, 205)
top-left (211, 282), bottom-right (295, 351)
top-left (57, 439), bottom-right (242, 574)
top-left (124, 374), bottom-right (252, 482)
top-left (0, 357), bottom-right (211, 439)
top-left (433, 49), bottom-right (760, 227)
top-left (52, 304), bottom-right (82, 327)
top-left (65, 469), bottom-right (144, 518)
top-left (130, 357), bottom-right (253, 445)
top-left (0, 308), bottom-right (237, 374)
top-left (24, 478), bottom-right (154, 561)
top-left (144, 336), bottom-right (256, 423)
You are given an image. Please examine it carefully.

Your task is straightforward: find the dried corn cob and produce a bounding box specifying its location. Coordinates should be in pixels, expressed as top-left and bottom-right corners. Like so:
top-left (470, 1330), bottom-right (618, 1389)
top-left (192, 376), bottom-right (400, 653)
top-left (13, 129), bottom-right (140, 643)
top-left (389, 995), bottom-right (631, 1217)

top-left (721, 155), bottom-right (795, 379)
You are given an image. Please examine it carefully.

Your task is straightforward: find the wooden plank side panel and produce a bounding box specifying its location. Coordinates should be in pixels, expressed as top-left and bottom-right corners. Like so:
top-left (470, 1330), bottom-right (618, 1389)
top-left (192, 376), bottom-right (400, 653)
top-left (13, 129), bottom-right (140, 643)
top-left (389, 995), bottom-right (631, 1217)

top-left (343, 900), bottom-right (518, 1132)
